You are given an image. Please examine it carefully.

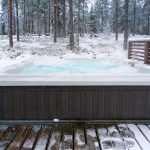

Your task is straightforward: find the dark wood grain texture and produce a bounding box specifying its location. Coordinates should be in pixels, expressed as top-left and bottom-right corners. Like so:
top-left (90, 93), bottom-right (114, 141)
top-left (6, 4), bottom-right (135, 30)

top-left (0, 86), bottom-right (150, 120)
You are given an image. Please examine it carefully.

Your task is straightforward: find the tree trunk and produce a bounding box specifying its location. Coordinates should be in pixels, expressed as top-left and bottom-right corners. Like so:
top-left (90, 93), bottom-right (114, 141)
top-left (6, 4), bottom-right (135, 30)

top-left (54, 0), bottom-right (57, 42)
top-left (13, 5), bottom-right (16, 35)
top-left (1, 1), bottom-right (6, 35)
top-left (101, 1), bottom-right (104, 33)
top-left (16, 0), bottom-right (19, 41)
top-left (23, 0), bottom-right (26, 35)
top-left (43, 2), bottom-right (47, 35)
top-left (76, 0), bottom-right (80, 46)
top-left (26, 0), bottom-right (30, 34)
top-left (62, 0), bottom-right (66, 38)
top-left (138, 18), bottom-right (140, 34)
top-left (8, 0), bottom-right (13, 47)
top-left (82, 0), bottom-right (85, 36)
top-left (31, 0), bottom-right (34, 34)
top-left (115, 0), bottom-right (119, 41)
top-left (69, 0), bottom-right (74, 50)
top-left (133, 0), bottom-right (136, 36)
top-left (37, 0), bottom-right (41, 36)
top-left (48, 0), bottom-right (51, 34)
top-left (57, 0), bottom-right (61, 37)
top-left (148, 13), bottom-right (150, 35)
top-left (1, 23), bottom-right (5, 35)
top-left (123, 0), bottom-right (129, 50)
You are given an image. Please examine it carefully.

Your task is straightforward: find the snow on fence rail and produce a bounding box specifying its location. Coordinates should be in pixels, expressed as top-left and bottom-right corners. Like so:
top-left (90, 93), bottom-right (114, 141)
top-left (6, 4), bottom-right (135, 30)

top-left (128, 40), bottom-right (150, 64)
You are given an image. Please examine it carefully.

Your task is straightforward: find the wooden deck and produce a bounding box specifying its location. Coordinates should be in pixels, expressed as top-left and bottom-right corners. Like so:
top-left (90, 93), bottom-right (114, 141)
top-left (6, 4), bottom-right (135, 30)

top-left (0, 124), bottom-right (150, 150)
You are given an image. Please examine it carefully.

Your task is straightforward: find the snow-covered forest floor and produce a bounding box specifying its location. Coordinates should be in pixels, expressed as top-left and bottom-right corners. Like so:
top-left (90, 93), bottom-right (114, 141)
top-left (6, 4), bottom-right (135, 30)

top-left (0, 33), bottom-right (150, 69)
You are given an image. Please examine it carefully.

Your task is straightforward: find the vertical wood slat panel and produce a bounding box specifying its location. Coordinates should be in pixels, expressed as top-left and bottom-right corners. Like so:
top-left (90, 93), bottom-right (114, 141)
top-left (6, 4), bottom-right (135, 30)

top-left (1, 86), bottom-right (150, 120)
top-left (0, 88), bottom-right (3, 120)
top-left (128, 41), bottom-right (131, 59)
top-left (128, 40), bottom-right (150, 64)
top-left (144, 41), bottom-right (149, 64)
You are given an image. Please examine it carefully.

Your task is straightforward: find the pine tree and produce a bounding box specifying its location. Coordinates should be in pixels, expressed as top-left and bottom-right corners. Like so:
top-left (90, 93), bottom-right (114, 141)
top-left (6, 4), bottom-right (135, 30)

top-left (89, 5), bottom-right (97, 34)
top-left (16, 0), bottom-right (19, 41)
top-left (31, 0), bottom-right (34, 34)
top-left (23, 0), bottom-right (26, 34)
top-left (76, 0), bottom-right (81, 46)
top-left (69, 0), bottom-right (74, 50)
top-left (8, 0), bottom-right (13, 47)
top-left (48, 0), bottom-right (51, 34)
top-left (115, 0), bottom-right (119, 41)
top-left (133, 0), bottom-right (136, 36)
top-left (124, 0), bottom-right (129, 50)
top-left (54, 0), bottom-right (57, 42)
top-left (82, 0), bottom-right (85, 36)
top-left (1, 0), bottom-right (6, 35)
top-left (37, 0), bottom-right (41, 36)
top-left (43, 0), bottom-right (47, 35)
top-left (62, 0), bottom-right (66, 38)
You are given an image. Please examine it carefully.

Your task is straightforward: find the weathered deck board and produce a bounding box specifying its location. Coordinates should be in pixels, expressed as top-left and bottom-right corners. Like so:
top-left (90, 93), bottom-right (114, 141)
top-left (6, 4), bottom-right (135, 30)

top-left (59, 125), bottom-right (73, 149)
top-left (127, 124), bottom-right (150, 150)
top-left (47, 126), bottom-right (61, 150)
top-left (0, 125), bottom-right (8, 138)
top-left (117, 124), bottom-right (141, 150)
top-left (7, 126), bottom-right (29, 150)
top-left (137, 125), bottom-right (150, 142)
top-left (97, 125), bottom-right (114, 150)
top-left (0, 124), bottom-right (150, 150)
top-left (86, 125), bottom-right (100, 150)
top-left (21, 125), bottom-right (41, 150)
top-left (106, 125), bottom-right (126, 150)
top-left (0, 126), bottom-right (18, 150)
top-left (74, 126), bottom-right (87, 149)
top-left (33, 126), bottom-right (51, 150)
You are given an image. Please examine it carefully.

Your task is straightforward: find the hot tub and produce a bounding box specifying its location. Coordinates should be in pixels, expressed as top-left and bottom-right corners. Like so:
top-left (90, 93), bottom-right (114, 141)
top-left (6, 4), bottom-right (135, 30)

top-left (0, 57), bottom-right (150, 123)
top-left (1, 56), bottom-right (149, 75)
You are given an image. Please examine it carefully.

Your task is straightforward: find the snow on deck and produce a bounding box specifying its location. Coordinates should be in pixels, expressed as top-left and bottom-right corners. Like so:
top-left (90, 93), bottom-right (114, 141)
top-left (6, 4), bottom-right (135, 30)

top-left (0, 124), bottom-right (150, 150)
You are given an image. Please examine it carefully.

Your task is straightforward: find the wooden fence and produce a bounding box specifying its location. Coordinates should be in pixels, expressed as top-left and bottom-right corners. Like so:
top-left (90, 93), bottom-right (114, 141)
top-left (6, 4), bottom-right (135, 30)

top-left (128, 40), bottom-right (150, 64)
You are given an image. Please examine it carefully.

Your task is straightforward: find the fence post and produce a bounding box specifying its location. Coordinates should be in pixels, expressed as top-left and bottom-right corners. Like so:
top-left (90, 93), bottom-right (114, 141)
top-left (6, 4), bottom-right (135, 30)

top-left (128, 41), bottom-right (131, 59)
top-left (144, 41), bottom-right (149, 64)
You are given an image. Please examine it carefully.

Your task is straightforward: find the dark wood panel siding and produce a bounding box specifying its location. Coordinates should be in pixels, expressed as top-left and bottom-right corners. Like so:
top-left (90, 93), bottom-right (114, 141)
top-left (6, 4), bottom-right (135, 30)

top-left (0, 88), bottom-right (3, 120)
top-left (0, 86), bottom-right (150, 120)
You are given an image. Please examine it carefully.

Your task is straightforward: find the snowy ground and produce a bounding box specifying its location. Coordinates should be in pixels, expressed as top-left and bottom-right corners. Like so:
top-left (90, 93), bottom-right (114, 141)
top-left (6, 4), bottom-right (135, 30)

top-left (0, 33), bottom-right (125, 69)
top-left (0, 33), bottom-right (150, 71)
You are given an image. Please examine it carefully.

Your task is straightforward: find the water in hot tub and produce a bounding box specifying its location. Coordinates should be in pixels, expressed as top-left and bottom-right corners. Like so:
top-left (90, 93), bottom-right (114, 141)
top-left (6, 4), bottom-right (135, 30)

top-left (6, 58), bottom-right (140, 75)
